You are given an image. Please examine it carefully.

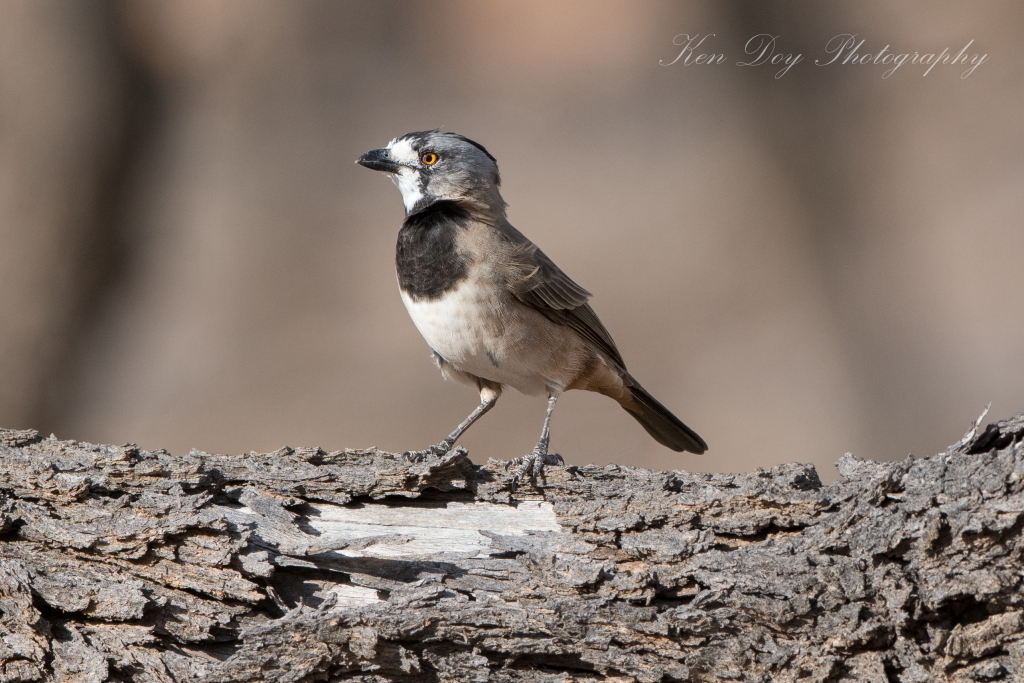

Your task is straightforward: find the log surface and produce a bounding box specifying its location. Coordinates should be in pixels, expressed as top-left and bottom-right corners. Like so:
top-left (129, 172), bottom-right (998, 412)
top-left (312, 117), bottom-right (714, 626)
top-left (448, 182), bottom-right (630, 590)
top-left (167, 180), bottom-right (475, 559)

top-left (1, 411), bottom-right (1023, 682)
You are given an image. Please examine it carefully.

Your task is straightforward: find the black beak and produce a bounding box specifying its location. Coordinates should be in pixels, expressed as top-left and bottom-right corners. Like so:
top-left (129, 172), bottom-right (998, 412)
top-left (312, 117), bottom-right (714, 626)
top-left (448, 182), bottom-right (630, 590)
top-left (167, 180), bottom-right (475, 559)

top-left (356, 148), bottom-right (400, 173)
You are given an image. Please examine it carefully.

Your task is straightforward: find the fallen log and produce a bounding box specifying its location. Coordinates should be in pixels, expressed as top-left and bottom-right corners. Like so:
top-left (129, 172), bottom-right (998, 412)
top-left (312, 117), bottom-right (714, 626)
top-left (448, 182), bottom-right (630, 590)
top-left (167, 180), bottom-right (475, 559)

top-left (1, 409), bottom-right (1023, 682)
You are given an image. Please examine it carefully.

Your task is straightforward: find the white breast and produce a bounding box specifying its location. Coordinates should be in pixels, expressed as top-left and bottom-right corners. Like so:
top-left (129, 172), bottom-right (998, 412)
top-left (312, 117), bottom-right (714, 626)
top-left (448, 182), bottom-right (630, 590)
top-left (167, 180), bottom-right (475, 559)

top-left (399, 282), bottom-right (571, 396)
top-left (400, 283), bottom-right (499, 373)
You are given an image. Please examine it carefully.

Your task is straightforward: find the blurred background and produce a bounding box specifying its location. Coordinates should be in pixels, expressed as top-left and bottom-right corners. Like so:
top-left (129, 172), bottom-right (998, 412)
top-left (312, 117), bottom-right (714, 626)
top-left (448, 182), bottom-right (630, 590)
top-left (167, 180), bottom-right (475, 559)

top-left (1, 0), bottom-right (1021, 480)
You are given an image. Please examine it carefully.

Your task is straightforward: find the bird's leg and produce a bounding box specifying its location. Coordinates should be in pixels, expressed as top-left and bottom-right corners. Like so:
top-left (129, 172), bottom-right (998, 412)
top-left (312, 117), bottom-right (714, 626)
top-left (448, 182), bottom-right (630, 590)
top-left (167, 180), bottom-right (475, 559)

top-left (403, 387), bottom-right (499, 462)
top-left (507, 394), bottom-right (564, 490)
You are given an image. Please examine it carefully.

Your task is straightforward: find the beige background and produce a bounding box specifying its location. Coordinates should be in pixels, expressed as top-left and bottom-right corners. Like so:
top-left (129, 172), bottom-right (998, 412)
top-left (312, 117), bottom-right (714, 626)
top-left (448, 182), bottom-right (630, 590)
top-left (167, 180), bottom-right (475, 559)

top-left (1, 1), bottom-right (1021, 481)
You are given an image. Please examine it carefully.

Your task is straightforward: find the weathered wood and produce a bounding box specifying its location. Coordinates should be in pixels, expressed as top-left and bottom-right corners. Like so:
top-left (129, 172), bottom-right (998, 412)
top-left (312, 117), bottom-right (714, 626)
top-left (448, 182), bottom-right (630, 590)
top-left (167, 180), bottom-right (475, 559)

top-left (1, 410), bottom-right (1024, 682)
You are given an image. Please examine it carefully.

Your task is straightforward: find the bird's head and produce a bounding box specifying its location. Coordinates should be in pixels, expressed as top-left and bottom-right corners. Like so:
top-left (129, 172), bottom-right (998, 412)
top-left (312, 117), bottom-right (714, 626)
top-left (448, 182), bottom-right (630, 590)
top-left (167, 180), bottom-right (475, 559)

top-left (357, 130), bottom-right (503, 216)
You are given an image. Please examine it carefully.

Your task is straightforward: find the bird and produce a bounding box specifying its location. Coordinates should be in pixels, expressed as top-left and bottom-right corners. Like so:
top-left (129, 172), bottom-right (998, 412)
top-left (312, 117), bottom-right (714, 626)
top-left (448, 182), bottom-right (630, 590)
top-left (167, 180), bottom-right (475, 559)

top-left (356, 130), bottom-right (706, 487)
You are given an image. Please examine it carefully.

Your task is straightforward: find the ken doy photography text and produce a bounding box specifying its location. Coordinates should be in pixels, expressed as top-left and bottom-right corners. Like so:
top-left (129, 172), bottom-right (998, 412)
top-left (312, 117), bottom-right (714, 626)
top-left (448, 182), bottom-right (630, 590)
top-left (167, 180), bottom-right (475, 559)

top-left (661, 33), bottom-right (990, 79)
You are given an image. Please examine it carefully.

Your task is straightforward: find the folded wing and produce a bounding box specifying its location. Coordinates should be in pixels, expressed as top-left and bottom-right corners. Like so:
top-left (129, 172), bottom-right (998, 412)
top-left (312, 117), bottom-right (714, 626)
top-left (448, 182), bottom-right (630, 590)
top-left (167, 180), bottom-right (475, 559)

top-left (501, 225), bottom-right (625, 370)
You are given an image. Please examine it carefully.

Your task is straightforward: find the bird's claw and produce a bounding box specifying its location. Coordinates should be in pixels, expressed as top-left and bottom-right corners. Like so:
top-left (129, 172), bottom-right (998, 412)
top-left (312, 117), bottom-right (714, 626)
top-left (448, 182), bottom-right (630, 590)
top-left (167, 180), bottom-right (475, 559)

top-left (401, 441), bottom-right (453, 463)
top-left (507, 451), bottom-right (563, 491)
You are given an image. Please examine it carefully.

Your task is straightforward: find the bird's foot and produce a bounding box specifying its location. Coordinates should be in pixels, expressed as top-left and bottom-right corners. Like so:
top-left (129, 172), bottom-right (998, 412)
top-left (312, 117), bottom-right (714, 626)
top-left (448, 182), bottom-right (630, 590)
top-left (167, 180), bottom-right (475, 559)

top-left (401, 440), bottom-right (455, 463)
top-left (506, 450), bottom-right (564, 491)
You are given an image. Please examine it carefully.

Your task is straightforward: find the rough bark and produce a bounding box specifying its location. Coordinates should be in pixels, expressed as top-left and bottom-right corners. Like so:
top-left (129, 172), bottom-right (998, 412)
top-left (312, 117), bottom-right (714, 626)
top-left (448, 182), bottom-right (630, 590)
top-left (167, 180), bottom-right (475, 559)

top-left (1, 410), bottom-right (1023, 682)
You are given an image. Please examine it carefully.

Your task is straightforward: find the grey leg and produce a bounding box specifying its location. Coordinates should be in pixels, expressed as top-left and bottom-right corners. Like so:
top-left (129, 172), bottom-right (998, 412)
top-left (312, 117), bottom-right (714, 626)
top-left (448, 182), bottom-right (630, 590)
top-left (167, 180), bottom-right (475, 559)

top-left (507, 395), bottom-right (564, 490)
top-left (403, 394), bottom-right (497, 462)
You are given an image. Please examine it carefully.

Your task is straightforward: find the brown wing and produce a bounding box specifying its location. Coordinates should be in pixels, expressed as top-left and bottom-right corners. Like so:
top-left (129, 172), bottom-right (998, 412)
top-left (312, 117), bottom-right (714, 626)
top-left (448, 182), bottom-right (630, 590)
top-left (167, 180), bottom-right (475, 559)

top-left (501, 225), bottom-right (626, 370)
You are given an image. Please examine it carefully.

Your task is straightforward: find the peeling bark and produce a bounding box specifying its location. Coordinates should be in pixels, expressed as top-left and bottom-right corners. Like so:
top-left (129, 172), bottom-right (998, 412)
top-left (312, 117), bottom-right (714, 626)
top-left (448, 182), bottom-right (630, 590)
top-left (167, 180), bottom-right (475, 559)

top-left (1, 411), bottom-right (1024, 682)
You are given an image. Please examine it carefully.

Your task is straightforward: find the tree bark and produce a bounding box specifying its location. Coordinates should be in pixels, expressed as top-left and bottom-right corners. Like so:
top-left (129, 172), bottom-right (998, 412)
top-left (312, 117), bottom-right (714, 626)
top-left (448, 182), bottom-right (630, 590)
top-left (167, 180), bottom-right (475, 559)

top-left (1, 410), bottom-right (1023, 682)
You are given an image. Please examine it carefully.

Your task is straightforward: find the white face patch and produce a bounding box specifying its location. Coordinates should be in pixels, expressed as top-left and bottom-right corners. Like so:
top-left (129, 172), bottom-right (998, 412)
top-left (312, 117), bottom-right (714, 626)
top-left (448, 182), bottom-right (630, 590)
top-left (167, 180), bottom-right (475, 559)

top-left (392, 169), bottom-right (423, 213)
top-left (386, 137), bottom-right (425, 213)
top-left (386, 137), bottom-right (419, 164)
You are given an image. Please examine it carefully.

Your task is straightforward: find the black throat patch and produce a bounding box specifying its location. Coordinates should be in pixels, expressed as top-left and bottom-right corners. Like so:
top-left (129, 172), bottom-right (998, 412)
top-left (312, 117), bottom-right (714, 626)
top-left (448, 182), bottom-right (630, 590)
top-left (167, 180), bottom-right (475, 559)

top-left (396, 201), bottom-right (472, 301)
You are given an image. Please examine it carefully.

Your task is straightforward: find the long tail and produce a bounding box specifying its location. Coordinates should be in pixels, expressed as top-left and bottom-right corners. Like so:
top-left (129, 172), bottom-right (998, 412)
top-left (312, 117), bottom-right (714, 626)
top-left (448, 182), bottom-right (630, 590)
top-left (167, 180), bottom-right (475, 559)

top-left (621, 377), bottom-right (707, 454)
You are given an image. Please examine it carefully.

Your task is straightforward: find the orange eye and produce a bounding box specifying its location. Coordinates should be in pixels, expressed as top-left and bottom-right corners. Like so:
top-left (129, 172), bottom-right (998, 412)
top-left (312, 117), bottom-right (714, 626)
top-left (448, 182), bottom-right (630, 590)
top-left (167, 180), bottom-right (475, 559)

top-left (421, 152), bottom-right (439, 165)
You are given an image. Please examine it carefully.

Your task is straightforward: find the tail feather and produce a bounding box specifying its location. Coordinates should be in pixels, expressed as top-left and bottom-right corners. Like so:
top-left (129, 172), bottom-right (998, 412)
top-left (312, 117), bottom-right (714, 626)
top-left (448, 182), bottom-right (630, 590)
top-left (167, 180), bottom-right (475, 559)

top-left (622, 379), bottom-right (707, 454)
